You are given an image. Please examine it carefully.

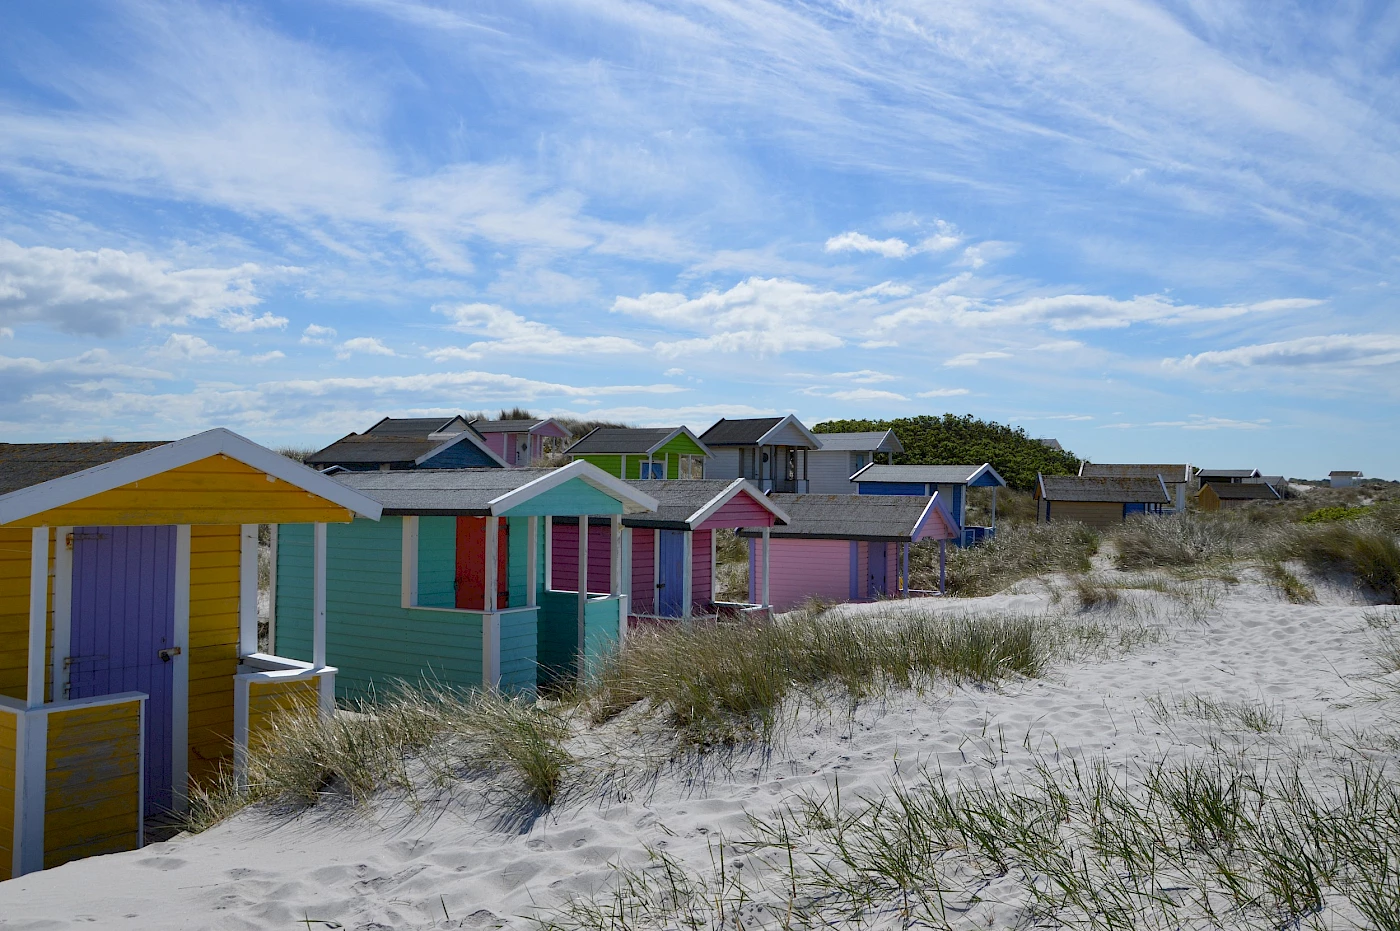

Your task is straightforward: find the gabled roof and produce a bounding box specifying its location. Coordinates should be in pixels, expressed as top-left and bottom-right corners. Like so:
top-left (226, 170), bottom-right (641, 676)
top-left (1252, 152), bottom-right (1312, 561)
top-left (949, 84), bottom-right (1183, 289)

top-left (1329, 470), bottom-right (1364, 477)
top-left (1201, 482), bottom-right (1280, 501)
top-left (1195, 468), bottom-right (1261, 479)
top-left (566, 426), bottom-right (712, 458)
top-left (305, 427), bottom-right (507, 469)
top-left (612, 478), bottom-right (787, 529)
top-left (1038, 474), bottom-right (1169, 504)
top-left (1080, 463), bottom-right (1192, 483)
top-left (737, 493), bottom-right (959, 543)
top-left (363, 415), bottom-right (474, 438)
top-left (0, 429), bottom-right (384, 525)
top-left (0, 441), bottom-right (172, 496)
top-left (332, 460), bottom-right (657, 516)
top-left (699, 415), bottom-right (821, 449)
top-left (469, 417), bottom-right (571, 439)
top-left (850, 463), bottom-right (1007, 488)
top-left (812, 430), bottom-right (905, 454)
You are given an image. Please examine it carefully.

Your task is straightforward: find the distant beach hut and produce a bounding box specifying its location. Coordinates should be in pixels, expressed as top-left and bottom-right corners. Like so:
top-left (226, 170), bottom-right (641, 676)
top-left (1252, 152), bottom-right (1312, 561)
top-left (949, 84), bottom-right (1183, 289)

top-left (700, 415), bottom-right (823, 493)
top-left (1329, 470), bottom-right (1363, 489)
top-left (305, 418), bottom-right (506, 471)
top-left (0, 431), bottom-right (380, 876)
top-left (565, 426), bottom-right (711, 479)
top-left (469, 417), bottom-right (572, 467)
top-left (851, 463), bottom-right (1006, 546)
top-left (737, 493), bottom-right (961, 611)
top-left (1196, 482), bottom-right (1281, 511)
top-left (1079, 463), bottom-right (1193, 513)
top-left (1036, 474), bottom-right (1170, 528)
top-left (272, 462), bottom-right (658, 696)
top-left (804, 430), bottom-right (903, 493)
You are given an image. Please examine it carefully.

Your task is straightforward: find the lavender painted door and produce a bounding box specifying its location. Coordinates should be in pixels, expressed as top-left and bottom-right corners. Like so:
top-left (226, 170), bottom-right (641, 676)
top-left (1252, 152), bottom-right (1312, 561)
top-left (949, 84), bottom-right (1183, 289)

top-left (867, 542), bottom-right (887, 599)
top-left (69, 525), bottom-right (177, 816)
top-left (656, 530), bottom-right (686, 617)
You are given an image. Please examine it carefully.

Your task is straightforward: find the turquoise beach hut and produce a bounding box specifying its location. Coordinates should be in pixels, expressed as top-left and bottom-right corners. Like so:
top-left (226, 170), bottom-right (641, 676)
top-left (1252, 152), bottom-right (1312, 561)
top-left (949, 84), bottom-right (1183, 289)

top-left (272, 462), bottom-right (657, 697)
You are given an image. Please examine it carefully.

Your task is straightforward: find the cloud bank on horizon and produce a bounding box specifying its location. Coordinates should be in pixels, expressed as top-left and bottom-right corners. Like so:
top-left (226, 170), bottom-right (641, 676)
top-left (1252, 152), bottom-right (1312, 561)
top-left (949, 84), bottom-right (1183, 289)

top-left (0, 0), bottom-right (1395, 475)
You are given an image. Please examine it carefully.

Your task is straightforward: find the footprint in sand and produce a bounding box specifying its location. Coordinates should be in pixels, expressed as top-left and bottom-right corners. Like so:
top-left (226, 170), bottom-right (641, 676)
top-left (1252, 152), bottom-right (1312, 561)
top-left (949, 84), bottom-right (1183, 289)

top-left (137, 856), bottom-right (186, 870)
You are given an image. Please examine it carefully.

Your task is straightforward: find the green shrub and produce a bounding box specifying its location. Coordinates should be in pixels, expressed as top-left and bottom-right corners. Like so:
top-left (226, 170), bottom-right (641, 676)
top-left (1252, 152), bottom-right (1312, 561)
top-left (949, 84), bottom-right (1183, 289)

top-left (1301, 505), bottom-right (1371, 524)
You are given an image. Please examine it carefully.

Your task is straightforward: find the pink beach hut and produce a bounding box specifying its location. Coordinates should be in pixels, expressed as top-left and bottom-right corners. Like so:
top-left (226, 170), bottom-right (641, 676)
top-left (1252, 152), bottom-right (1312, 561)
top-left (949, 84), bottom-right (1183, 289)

top-left (737, 493), bottom-right (960, 611)
top-left (549, 478), bottom-right (788, 620)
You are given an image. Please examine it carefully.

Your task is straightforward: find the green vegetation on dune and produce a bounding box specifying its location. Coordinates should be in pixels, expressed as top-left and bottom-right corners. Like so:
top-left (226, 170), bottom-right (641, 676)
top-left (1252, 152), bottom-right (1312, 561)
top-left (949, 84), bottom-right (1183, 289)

top-left (813, 414), bottom-right (1080, 490)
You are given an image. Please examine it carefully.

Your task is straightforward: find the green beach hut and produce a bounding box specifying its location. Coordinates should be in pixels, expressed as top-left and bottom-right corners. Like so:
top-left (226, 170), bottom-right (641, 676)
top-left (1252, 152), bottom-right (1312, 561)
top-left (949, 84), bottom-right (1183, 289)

top-left (271, 461), bottom-right (658, 697)
top-left (566, 426), bottom-right (711, 480)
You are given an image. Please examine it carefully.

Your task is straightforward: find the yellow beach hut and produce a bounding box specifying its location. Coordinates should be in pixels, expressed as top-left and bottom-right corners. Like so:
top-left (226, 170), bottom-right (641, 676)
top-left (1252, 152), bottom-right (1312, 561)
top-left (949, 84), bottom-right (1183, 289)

top-left (0, 429), bottom-right (382, 877)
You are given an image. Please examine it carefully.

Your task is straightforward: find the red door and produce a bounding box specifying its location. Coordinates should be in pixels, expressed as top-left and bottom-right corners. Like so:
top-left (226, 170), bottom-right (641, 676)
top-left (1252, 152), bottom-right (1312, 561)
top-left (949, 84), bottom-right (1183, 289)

top-left (455, 517), bottom-right (510, 609)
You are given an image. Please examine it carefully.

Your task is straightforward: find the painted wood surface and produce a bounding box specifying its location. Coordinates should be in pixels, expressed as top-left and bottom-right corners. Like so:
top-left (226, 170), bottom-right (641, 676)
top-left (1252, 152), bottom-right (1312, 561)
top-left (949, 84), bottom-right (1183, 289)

top-left (1041, 500), bottom-right (1125, 529)
top-left (690, 530), bottom-right (712, 605)
top-left (582, 598), bottom-right (621, 678)
top-left (9, 455), bottom-right (355, 528)
top-left (757, 539), bottom-right (853, 611)
top-left (68, 525), bottom-right (175, 815)
top-left (277, 518), bottom-right (485, 700)
top-left (419, 441), bottom-right (499, 469)
top-left (536, 590), bottom-right (577, 686)
top-left (456, 517), bottom-right (510, 610)
top-left (857, 481), bottom-right (928, 496)
top-left (629, 528), bottom-right (654, 614)
top-left (0, 709), bottom-right (15, 880)
top-left (550, 523), bottom-right (612, 594)
top-left (188, 525), bottom-right (239, 788)
top-left (502, 480), bottom-right (624, 518)
top-left (0, 527), bottom-right (38, 701)
top-left (416, 516), bottom-right (456, 608)
top-left (43, 699), bottom-right (142, 869)
top-left (696, 494), bottom-right (776, 531)
top-left (247, 677), bottom-right (318, 751)
top-left (656, 530), bottom-right (685, 617)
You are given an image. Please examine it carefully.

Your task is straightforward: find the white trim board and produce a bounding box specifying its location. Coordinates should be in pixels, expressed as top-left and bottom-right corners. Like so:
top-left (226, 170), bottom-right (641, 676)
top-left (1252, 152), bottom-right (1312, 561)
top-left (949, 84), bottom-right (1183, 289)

top-left (685, 478), bottom-right (790, 528)
top-left (0, 428), bottom-right (384, 525)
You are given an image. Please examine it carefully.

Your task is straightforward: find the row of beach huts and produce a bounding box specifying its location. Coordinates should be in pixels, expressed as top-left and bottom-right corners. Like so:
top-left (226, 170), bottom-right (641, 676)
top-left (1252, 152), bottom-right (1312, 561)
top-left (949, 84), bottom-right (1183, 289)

top-left (0, 412), bottom-right (1336, 876)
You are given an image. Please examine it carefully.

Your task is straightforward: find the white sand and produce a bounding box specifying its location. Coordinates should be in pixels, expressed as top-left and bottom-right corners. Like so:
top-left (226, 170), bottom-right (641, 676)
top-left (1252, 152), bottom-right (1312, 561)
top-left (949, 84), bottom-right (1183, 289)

top-left (2, 571), bottom-right (1396, 930)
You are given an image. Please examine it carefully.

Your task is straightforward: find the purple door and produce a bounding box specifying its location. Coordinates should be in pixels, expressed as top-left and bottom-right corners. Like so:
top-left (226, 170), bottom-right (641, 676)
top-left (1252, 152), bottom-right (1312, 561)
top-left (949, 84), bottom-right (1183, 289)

top-left (657, 530), bottom-right (686, 617)
top-left (69, 526), bottom-right (176, 816)
top-left (867, 542), bottom-right (887, 599)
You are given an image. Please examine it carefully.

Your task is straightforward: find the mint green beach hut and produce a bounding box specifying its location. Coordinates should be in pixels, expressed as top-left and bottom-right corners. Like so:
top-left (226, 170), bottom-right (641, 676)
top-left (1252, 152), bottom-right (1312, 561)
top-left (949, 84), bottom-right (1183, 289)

top-left (271, 461), bottom-right (658, 698)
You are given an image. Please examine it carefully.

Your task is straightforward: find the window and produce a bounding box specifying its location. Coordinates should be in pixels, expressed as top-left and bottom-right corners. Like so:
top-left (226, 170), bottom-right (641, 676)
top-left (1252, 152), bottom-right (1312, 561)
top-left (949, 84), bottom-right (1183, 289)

top-left (641, 461), bottom-right (665, 479)
top-left (850, 452), bottom-right (869, 474)
top-left (679, 455), bottom-right (703, 479)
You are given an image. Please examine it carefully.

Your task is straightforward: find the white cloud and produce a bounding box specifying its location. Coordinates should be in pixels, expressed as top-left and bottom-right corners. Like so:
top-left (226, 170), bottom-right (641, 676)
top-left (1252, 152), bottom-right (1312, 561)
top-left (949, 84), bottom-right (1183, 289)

top-left (301, 324), bottom-right (338, 345)
top-left (336, 336), bottom-right (397, 359)
top-left (664, 367), bottom-right (685, 377)
top-left (916, 388), bottom-right (971, 397)
top-left (0, 327), bottom-right (12, 339)
top-left (0, 239), bottom-right (264, 336)
top-left (944, 350), bottom-right (1012, 367)
top-left (151, 333), bottom-right (284, 365)
top-left (824, 232), bottom-right (911, 258)
top-left (827, 388), bottom-right (908, 402)
top-left (1103, 416), bottom-right (1270, 431)
top-left (430, 302), bottom-right (645, 359)
top-left (955, 241), bottom-right (1017, 269)
top-left (1163, 334), bottom-right (1400, 370)
top-left (832, 369), bottom-right (898, 383)
top-left (270, 370), bottom-right (686, 400)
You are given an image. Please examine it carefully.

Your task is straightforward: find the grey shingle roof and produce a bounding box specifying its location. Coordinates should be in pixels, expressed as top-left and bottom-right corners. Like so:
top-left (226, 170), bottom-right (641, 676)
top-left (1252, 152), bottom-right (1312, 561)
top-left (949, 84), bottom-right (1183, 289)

top-left (852, 464), bottom-right (986, 485)
top-left (1196, 469), bottom-right (1260, 479)
top-left (0, 441), bottom-right (171, 496)
top-left (567, 427), bottom-right (679, 455)
top-left (306, 434), bottom-right (444, 465)
top-left (699, 417), bottom-right (784, 446)
top-left (812, 430), bottom-right (903, 453)
top-left (1080, 463), bottom-right (1192, 482)
top-left (736, 494), bottom-right (934, 542)
top-left (363, 417), bottom-right (467, 437)
top-left (554, 479), bottom-right (770, 529)
top-left (1039, 475), bottom-right (1169, 503)
top-left (332, 468), bottom-right (558, 514)
top-left (471, 419), bottom-right (545, 434)
top-left (1203, 482), bottom-right (1280, 500)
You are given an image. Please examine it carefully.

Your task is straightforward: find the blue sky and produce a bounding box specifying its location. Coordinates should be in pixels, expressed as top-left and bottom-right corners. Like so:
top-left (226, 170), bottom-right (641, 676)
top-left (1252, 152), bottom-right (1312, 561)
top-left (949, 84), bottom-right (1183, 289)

top-left (1, 1), bottom-right (1396, 477)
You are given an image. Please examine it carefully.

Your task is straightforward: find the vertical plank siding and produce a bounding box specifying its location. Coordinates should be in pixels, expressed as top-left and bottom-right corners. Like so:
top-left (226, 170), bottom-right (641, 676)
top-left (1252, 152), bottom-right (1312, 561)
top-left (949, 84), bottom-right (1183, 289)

top-left (0, 527), bottom-right (35, 701)
top-left (277, 518), bottom-right (484, 701)
top-left (188, 525), bottom-right (239, 788)
top-left (43, 700), bottom-right (142, 869)
top-left (629, 528), bottom-right (655, 614)
top-left (0, 709), bottom-right (15, 880)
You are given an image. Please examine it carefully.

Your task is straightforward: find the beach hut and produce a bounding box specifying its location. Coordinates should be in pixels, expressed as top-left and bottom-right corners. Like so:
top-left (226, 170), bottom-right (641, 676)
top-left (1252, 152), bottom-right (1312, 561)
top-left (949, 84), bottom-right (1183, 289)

top-left (272, 462), bottom-right (658, 696)
top-left (1196, 482), bottom-right (1281, 511)
top-left (565, 426), bottom-right (711, 479)
top-left (736, 494), bottom-right (960, 611)
top-left (0, 430), bottom-right (381, 876)
top-left (1036, 474), bottom-right (1169, 528)
top-left (1079, 463), bottom-right (1193, 513)
top-left (470, 418), bottom-right (572, 467)
top-left (305, 422), bottom-right (506, 472)
top-left (851, 463), bottom-right (1006, 546)
top-left (699, 416), bottom-right (822, 493)
top-left (550, 479), bottom-right (787, 622)
top-left (805, 430), bottom-right (904, 493)
top-left (1194, 468), bottom-right (1260, 487)
top-left (1329, 471), bottom-right (1363, 489)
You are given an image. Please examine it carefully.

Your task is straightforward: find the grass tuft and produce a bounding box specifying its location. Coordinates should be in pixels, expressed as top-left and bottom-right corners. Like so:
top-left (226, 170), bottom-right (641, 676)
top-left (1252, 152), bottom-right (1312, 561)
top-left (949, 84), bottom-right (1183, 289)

top-left (1263, 560), bottom-right (1317, 604)
top-left (1282, 521), bottom-right (1400, 602)
top-left (915, 520), bottom-right (1099, 597)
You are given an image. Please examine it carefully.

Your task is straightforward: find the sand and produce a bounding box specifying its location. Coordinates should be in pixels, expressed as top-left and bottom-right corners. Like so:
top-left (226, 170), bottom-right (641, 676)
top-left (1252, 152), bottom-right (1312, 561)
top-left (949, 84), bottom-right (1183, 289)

top-left (1, 569), bottom-right (1396, 929)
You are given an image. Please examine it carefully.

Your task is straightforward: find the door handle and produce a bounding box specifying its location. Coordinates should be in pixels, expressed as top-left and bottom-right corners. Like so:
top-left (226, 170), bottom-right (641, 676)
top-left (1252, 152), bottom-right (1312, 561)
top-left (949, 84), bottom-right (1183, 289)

top-left (159, 647), bottom-right (182, 663)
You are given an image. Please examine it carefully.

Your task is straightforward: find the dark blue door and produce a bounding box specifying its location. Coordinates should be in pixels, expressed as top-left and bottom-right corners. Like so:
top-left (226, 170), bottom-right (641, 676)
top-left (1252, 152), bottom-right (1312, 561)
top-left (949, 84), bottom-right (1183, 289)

top-left (867, 542), bottom-right (887, 599)
top-left (69, 526), bottom-right (176, 816)
top-left (656, 530), bottom-right (686, 617)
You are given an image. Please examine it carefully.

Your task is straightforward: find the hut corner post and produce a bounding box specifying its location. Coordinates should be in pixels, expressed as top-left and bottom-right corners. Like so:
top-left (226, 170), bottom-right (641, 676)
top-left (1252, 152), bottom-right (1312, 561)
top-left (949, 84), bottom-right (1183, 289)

top-left (13, 527), bottom-right (50, 876)
top-left (313, 522), bottom-right (334, 715)
top-left (760, 526), bottom-right (771, 614)
top-left (576, 514), bottom-right (588, 677)
top-left (902, 543), bottom-right (910, 599)
top-left (939, 540), bottom-right (947, 595)
top-left (611, 516), bottom-right (627, 646)
top-left (482, 516), bottom-right (500, 690)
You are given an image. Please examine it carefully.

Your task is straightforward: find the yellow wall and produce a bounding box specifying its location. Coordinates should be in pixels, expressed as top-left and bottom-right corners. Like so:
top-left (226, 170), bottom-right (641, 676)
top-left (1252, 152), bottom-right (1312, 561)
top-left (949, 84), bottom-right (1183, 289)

top-left (9, 455), bottom-right (354, 528)
top-left (0, 709), bottom-right (16, 881)
top-left (43, 700), bottom-right (142, 869)
top-left (0, 528), bottom-right (52, 703)
top-left (248, 677), bottom-right (319, 751)
top-left (189, 526), bottom-right (240, 787)
top-left (1045, 501), bottom-right (1126, 530)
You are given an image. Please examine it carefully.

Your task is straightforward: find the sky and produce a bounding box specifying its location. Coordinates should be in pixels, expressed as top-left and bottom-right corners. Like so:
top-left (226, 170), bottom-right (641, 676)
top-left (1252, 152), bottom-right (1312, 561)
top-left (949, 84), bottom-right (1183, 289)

top-left (0, 0), bottom-right (1397, 477)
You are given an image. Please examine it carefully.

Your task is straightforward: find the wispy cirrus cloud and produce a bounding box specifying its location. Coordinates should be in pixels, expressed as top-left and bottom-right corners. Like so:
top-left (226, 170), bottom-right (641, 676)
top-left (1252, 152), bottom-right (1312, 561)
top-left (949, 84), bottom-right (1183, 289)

top-left (429, 302), bottom-right (644, 360)
top-left (1164, 334), bottom-right (1400, 370)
